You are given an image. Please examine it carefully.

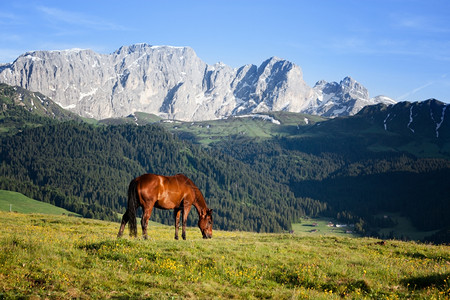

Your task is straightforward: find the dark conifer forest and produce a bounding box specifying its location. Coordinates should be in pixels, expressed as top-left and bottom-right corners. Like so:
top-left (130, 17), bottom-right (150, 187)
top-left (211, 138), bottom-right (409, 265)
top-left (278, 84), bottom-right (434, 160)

top-left (1, 121), bottom-right (314, 232)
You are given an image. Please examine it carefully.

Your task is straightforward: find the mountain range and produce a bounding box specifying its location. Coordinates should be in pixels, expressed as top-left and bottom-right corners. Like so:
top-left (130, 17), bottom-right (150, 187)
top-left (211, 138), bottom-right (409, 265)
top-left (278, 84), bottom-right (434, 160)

top-left (0, 43), bottom-right (395, 121)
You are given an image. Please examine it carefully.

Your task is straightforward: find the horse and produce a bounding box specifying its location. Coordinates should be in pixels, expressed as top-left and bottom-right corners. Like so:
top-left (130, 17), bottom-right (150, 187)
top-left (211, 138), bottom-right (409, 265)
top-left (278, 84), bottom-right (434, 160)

top-left (117, 173), bottom-right (213, 240)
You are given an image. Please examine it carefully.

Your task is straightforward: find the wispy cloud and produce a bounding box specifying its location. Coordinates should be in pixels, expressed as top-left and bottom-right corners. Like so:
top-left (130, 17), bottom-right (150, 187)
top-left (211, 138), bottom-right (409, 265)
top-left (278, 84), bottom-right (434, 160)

top-left (0, 48), bottom-right (26, 63)
top-left (0, 11), bottom-right (24, 26)
top-left (398, 82), bottom-right (434, 101)
top-left (396, 15), bottom-right (429, 29)
top-left (329, 36), bottom-right (418, 57)
top-left (37, 6), bottom-right (128, 31)
top-left (327, 33), bottom-right (450, 63)
top-left (396, 72), bottom-right (450, 102)
top-left (0, 32), bottom-right (22, 43)
top-left (393, 13), bottom-right (450, 34)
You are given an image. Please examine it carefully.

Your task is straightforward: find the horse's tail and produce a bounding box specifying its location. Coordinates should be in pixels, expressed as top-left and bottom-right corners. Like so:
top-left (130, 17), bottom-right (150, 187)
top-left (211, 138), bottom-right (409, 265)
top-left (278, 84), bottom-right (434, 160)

top-left (127, 179), bottom-right (139, 237)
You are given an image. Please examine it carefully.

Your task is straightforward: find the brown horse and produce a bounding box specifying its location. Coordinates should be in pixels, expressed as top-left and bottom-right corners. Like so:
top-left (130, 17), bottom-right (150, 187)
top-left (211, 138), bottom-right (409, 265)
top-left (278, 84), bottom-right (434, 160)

top-left (117, 173), bottom-right (213, 240)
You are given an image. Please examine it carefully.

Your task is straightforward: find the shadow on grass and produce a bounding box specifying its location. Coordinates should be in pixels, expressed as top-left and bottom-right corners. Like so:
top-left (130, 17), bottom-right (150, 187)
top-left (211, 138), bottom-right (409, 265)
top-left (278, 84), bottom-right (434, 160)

top-left (400, 250), bottom-right (450, 262)
top-left (401, 272), bottom-right (450, 290)
top-left (78, 239), bottom-right (133, 251)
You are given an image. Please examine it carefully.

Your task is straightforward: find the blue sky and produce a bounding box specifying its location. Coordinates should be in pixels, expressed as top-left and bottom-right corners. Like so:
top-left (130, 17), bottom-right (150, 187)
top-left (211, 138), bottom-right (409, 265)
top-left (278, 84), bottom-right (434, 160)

top-left (1, 0), bottom-right (449, 103)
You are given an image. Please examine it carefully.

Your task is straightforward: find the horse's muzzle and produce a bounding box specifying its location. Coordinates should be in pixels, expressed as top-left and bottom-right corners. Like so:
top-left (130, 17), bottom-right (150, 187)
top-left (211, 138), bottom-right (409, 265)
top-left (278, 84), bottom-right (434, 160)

top-left (202, 233), bottom-right (212, 239)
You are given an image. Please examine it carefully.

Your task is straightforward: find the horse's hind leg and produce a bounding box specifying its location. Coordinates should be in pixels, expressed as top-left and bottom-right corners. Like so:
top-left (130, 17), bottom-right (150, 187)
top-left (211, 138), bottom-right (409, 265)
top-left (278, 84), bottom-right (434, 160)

top-left (174, 209), bottom-right (181, 240)
top-left (141, 206), bottom-right (153, 240)
top-left (117, 210), bottom-right (130, 238)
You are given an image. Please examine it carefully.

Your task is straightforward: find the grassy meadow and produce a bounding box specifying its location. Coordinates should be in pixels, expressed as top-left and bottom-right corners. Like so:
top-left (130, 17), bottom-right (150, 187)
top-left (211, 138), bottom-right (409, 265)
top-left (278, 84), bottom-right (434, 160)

top-left (0, 190), bottom-right (77, 215)
top-left (292, 218), bottom-right (358, 238)
top-left (1, 211), bottom-right (449, 299)
top-left (293, 216), bottom-right (441, 242)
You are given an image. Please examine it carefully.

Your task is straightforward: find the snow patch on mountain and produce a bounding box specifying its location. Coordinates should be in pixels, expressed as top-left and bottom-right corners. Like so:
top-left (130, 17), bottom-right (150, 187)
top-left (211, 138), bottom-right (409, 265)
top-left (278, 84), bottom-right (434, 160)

top-left (235, 114), bottom-right (281, 124)
top-left (435, 106), bottom-right (447, 137)
top-left (384, 113), bottom-right (391, 130)
top-left (408, 106), bottom-right (415, 133)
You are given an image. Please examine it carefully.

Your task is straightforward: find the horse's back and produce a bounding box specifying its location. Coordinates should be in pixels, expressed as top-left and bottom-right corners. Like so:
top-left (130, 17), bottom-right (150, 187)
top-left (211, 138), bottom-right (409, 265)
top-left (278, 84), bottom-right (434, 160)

top-left (136, 173), bottom-right (186, 182)
top-left (135, 173), bottom-right (163, 189)
top-left (136, 173), bottom-right (193, 188)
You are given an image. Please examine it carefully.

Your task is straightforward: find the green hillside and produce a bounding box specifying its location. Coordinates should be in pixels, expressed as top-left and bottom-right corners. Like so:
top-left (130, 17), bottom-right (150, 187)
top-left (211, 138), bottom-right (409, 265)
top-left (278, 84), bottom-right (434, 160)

top-left (0, 83), bottom-right (81, 134)
top-left (0, 190), bottom-right (77, 215)
top-left (161, 111), bottom-right (326, 145)
top-left (98, 111), bottom-right (162, 126)
top-left (1, 212), bottom-right (449, 299)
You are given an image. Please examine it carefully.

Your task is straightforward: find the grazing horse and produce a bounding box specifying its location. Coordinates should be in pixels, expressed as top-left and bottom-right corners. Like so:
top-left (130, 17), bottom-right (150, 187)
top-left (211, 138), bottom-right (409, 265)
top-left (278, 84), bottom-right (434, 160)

top-left (117, 173), bottom-right (213, 240)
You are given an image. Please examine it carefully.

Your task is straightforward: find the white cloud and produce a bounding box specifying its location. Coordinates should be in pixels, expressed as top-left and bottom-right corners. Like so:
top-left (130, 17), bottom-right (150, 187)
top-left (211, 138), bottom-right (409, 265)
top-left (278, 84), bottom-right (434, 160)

top-left (0, 33), bottom-right (22, 43)
top-left (37, 6), bottom-right (129, 31)
top-left (393, 13), bottom-right (450, 34)
top-left (398, 82), bottom-right (434, 101)
top-left (0, 49), bottom-right (26, 63)
top-left (0, 12), bottom-right (22, 25)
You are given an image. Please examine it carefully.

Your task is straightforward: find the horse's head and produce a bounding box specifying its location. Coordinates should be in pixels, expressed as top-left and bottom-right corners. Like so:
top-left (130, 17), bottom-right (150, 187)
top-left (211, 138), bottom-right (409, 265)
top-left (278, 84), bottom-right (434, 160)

top-left (198, 208), bottom-right (213, 239)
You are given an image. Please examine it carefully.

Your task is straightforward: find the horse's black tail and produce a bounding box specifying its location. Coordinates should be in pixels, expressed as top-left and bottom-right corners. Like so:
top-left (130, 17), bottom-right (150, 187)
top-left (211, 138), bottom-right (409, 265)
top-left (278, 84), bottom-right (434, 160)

top-left (127, 179), bottom-right (139, 237)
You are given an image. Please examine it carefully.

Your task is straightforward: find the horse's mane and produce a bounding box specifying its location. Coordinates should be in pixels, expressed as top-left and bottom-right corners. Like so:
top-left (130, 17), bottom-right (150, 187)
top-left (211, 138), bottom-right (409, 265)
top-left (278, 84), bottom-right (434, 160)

top-left (177, 174), bottom-right (207, 211)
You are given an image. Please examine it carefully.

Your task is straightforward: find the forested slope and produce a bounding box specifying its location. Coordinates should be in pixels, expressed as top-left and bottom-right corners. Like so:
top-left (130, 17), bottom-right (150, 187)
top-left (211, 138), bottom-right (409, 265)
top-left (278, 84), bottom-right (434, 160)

top-left (0, 121), bottom-right (324, 232)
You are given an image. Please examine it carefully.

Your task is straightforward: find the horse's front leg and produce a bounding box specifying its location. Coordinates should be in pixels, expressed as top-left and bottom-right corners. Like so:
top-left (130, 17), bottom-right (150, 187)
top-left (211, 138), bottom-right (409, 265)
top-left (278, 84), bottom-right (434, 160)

top-left (174, 209), bottom-right (181, 240)
top-left (141, 206), bottom-right (153, 240)
top-left (117, 210), bottom-right (130, 238)
top-left (182, 206), bottom-right (191, 240)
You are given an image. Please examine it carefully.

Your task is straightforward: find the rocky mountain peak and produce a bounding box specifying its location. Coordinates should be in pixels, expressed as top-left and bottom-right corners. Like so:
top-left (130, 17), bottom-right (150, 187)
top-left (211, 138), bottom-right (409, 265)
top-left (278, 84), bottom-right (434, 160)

top-left (314, 80), bottom-right (328, 87)
top-left (341, 76), bottom-right (369, 100)
top-left (341, 76), bottom-right (356, 87)
top-left (0, 44), bottom-right (396, 121)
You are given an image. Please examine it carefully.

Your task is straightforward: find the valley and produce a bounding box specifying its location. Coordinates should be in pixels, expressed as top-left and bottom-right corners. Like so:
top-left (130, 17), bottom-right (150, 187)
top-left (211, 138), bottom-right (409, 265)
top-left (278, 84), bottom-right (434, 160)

top-left (1, 82), bottom-right (450, 244)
